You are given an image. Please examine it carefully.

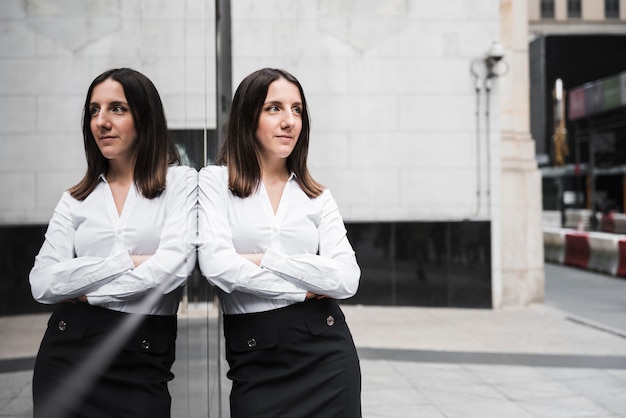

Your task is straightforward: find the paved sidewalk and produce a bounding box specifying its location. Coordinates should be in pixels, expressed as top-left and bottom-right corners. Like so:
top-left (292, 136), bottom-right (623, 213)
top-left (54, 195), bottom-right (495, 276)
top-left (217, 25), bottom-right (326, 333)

top-left (348, 304), bottom-right (626, 417)
top-left (1, 303), bottom-right (626, 417)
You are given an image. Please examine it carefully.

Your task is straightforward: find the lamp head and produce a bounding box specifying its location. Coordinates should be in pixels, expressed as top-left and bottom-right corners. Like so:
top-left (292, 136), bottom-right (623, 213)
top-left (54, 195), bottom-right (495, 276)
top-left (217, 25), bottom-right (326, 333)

top-left (486, 41), bottom-right (505, 63)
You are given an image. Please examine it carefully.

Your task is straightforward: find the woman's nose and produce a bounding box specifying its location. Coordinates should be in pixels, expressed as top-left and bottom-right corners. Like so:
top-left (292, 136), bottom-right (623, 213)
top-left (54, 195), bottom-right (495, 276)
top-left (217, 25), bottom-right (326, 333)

top-left (281, 113), bottom-right (294, 128)
top-left (95, 112), bottom-right (110, 129)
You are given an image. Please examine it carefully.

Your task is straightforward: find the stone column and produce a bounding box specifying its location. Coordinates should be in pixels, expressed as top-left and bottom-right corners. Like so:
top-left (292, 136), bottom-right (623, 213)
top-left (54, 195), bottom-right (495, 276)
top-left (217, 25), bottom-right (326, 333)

top-left (497, 0), bottom-right (545, 307)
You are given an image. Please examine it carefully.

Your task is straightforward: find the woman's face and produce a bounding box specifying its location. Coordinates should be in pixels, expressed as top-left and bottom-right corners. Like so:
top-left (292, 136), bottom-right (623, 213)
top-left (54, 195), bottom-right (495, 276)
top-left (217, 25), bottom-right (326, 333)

top-left (89, 78), bottom-right (138, 164)
top-left (255, 77), bottom-right (302, 164)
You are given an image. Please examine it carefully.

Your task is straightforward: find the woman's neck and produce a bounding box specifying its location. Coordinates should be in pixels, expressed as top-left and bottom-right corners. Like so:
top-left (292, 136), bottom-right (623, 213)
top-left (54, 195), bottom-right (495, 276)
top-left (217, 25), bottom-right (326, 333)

top-left (260, 159), bottom-right (289, 183)
top-left (106, 159), bottom-right (135, 185)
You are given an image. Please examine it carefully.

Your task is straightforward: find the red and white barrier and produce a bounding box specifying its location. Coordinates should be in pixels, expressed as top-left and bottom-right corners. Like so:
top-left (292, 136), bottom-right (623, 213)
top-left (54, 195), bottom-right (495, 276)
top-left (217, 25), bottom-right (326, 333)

top-left (564, 231), bottom-right (591, 269)
top-left (617, 240), bottom-right (626, 276)
top-left (543, 227), bottom-right (566, 264)
top-left (543, 227), bottom-right (626, 278)
top-left (587, 233), bottom-right (619, 275)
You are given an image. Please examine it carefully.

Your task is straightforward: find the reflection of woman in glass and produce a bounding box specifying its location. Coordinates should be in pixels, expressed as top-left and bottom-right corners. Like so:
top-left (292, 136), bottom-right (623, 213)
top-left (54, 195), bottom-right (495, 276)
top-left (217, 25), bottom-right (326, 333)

top-left (30, 68), bottom-right (197, 418)
top-left (198, 68), bottom-right (362, 417)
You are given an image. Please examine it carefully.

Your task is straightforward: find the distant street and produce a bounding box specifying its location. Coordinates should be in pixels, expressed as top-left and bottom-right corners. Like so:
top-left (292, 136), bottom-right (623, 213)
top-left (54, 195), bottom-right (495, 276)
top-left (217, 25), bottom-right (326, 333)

top-left (544, 263), bottom-right (626, 334)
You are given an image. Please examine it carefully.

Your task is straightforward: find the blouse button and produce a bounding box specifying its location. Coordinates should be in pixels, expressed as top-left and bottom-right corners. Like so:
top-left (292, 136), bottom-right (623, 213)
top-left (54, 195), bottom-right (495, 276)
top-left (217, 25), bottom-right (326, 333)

top-left (58, 321), bottom-right (67, 331)
top-left (247, 338), bottom-right (257, 348)
top-left (326, 316), bottom-right (335, 327)
top-left (141, 340), bottom-right (150, 350)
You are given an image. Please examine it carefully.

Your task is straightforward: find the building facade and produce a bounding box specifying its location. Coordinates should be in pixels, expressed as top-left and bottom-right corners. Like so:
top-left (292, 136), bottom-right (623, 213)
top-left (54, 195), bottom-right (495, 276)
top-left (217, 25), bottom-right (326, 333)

top-left (529, 0), bottom-right (626, 29)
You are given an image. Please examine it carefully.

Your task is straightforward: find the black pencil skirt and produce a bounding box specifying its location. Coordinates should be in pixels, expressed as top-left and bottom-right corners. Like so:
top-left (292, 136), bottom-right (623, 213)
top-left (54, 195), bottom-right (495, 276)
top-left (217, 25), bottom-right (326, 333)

top-left (223, 298), bottom-right (362, 418)
top-left (32, 302), bottom-right (177, 418)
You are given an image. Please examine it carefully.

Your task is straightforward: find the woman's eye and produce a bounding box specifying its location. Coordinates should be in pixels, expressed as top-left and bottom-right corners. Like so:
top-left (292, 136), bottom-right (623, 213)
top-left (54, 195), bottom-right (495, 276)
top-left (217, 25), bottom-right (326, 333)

top-left (90, 107), bottom-right (100, 116)
top-left (293, 107), bottom-right (302, 115)
top-left (267, 105), bottom-right (279, 112)
top-left (112, 105), bottom-right (125, 113)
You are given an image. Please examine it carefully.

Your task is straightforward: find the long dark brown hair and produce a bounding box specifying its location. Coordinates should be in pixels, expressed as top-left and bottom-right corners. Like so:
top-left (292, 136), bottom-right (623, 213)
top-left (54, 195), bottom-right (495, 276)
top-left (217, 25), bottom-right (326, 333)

top-left (217, 68), bottom-right (323, 198)
top-left (69, 68), bottom-right (180, 200)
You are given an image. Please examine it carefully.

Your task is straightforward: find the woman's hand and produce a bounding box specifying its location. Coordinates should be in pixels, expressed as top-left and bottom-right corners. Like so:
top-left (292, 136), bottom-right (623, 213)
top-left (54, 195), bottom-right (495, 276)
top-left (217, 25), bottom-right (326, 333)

top-left (63, 295), bottom-right (89, 304)
top-left (130, 254), bottom-right (151, 267)
top-left (306, 291), bottom-right (328, 300)
top-left (240, 253), bottom-right (263, 266)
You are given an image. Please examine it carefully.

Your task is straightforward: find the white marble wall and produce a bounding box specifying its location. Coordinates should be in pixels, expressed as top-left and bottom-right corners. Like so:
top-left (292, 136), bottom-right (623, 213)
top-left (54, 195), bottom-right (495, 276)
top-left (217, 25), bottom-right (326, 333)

top-left (0, 0), bottom-right (214, 224)
top-left (1, 0), bottom-right (507, 225)
top-left (229, 0), bottom-right (502, 222)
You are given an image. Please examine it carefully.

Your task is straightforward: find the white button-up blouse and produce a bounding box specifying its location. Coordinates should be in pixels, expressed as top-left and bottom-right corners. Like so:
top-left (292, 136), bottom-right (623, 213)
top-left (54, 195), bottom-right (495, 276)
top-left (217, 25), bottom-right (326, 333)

top-left (197, 165), bottom-right (360, 315)
top-left (29, 165), bottom-right (198, 316)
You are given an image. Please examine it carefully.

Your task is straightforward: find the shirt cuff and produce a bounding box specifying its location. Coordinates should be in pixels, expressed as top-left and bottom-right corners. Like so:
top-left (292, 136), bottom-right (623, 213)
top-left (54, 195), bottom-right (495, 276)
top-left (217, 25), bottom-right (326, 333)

top-left (261, 249), bottom-right (310, 302)
top-left (260, 248), bottom-right (282, 271)
top-left (113, 251), bottom-right (136, 272)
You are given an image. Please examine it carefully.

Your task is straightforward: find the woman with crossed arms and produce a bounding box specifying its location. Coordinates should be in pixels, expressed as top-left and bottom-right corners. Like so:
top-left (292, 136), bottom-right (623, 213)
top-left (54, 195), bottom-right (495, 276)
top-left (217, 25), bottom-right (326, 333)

top-left (198, 68), bottom-right (362, 417)
top-left (30, 68), bottom-right (197, 418)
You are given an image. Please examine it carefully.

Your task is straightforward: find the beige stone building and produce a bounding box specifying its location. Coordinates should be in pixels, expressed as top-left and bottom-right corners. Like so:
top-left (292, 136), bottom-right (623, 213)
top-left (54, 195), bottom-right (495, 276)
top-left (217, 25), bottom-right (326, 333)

top-left (529, 0), bottom-right (626, 31)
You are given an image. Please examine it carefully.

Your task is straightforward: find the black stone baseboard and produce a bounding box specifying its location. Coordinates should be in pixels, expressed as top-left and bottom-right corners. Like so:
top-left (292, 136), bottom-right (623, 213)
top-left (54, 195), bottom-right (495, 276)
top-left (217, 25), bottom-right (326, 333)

top-left (343, 221), bottom-right (492, 308)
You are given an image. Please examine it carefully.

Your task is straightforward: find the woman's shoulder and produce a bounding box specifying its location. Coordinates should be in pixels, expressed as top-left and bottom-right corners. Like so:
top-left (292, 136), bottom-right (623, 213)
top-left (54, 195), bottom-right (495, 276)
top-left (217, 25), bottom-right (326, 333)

top-left (200, 164), bottom-right (227, 174)
top-left (308, 184), bottom-right (332, 201)
top-left (168, 163), bottom-right (197, 174)
top-left (163, 165), bottom-right (197, 196)
top-left (167, 164), bottom-right (197, 182)
top-left (54, 187), bottom-right (96, 217)
top-left (199, 164), bottom-right (228, 181)
top-left (58, 189), bottom-right (79, 206)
